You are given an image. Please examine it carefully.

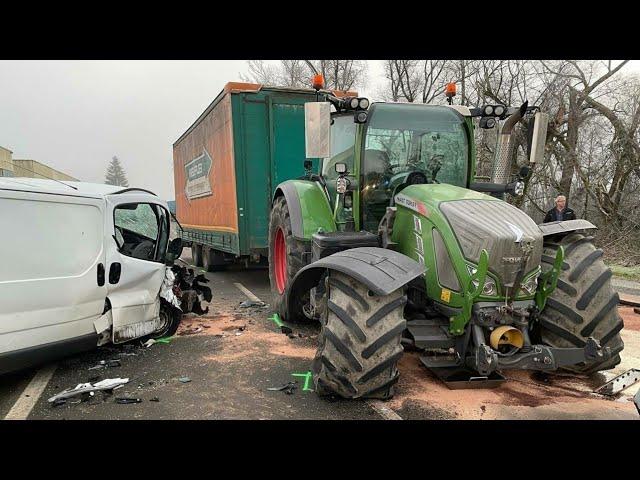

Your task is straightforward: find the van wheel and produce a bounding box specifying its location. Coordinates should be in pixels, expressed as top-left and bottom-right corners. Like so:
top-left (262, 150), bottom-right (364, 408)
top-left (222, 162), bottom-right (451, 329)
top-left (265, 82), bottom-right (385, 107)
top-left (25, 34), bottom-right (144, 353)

top-left (192, 244), bottom-right (203, 267)
top-left (141, 299), bottom-right (182, 341)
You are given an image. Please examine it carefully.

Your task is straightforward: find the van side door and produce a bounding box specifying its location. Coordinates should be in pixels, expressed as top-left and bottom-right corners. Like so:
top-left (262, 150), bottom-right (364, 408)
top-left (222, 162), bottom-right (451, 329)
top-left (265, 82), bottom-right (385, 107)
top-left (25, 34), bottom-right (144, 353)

top-left (0, 189), bottom-right (107, 373)
top-left (105, 193), bottom-right (171, 343)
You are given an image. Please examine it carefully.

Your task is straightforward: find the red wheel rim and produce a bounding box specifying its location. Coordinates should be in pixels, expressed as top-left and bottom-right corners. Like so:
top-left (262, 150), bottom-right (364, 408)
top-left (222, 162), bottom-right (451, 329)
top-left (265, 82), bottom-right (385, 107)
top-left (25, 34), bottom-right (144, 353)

top-left (274, 227), bottom-right (287, 294)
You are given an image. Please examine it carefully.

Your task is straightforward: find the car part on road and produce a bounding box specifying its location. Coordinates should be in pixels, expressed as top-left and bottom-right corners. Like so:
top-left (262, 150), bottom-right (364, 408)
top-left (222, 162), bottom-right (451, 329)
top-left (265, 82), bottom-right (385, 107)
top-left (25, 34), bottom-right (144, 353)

top-left (115, 397), bottom-right (142, 404)
top-left (267, 381), bottom-right (297, 395)
top-left (143, 337), bottom-right (172, 348)
top-left (594, 368), bottom-right (640, 396)
top-left (268, 313), bottom-right (293, 335)
top-left (178, 326), bottom-right (203, 336)
top-left (48, 378), bottom-right (130, 403)
top-left (150, 396), bottom-right (160, 402)
top-left (88, 359), bottom-right (121, 370)
top-left (239, 300), bottom-right (267, 308)
top-left (178, 377), bottom-right (191, 383)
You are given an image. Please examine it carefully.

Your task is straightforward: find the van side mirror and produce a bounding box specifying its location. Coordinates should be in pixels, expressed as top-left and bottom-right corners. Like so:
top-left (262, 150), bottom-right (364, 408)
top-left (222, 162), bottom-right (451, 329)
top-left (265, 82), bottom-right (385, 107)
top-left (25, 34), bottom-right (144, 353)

top-left (167, 237), bottom-right (183, 257)
top-left (304, 102), bottom-right (331, 159)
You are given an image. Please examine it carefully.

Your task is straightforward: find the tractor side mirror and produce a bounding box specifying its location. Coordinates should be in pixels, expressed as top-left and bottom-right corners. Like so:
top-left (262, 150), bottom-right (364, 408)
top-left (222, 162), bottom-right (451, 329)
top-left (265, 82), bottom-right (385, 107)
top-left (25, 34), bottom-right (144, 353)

top-left (304, 102), bottom-right (331, 159)
top-left (528, 111), bottom-right (549, 165)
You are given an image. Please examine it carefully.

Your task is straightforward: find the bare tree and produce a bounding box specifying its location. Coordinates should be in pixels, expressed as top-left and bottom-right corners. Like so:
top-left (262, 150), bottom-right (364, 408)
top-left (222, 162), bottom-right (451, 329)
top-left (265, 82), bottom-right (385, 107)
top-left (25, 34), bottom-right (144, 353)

top-left (242, 60), bottom-right (367, 91)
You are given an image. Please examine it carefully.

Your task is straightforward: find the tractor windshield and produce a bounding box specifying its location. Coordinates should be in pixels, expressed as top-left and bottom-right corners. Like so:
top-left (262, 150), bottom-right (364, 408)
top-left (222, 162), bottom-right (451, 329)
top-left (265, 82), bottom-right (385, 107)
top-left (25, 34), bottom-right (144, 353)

top-left (361, 103), bottom-right (470, 230)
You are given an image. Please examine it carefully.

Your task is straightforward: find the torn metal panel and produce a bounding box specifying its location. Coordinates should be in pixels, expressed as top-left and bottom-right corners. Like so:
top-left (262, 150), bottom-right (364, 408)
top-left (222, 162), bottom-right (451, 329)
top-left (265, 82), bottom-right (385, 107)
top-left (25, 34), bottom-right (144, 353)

top-left (48, 378), bottom-right (129, 403)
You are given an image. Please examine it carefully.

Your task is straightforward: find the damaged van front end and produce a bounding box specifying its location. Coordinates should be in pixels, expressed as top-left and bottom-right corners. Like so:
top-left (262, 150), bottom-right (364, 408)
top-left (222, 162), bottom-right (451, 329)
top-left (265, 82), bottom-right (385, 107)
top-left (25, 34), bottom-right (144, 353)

top-left (0, 179), bottom-right (210, 375)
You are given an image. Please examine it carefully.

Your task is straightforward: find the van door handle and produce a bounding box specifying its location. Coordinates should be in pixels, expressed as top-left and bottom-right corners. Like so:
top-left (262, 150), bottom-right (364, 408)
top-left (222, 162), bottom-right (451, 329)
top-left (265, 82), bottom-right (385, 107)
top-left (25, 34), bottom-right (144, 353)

top-left (109, 263), bottom-right (122, 284)
top-left (97, 263), bottom-right (105, 286)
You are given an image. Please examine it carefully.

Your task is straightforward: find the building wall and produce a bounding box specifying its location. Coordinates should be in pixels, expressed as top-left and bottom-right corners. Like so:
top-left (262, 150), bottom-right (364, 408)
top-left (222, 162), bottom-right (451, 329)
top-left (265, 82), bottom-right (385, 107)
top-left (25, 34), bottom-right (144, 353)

top-left (0, 146), bottom-right (14, 177)
top-left (12, 159), bottom-right (78, 181)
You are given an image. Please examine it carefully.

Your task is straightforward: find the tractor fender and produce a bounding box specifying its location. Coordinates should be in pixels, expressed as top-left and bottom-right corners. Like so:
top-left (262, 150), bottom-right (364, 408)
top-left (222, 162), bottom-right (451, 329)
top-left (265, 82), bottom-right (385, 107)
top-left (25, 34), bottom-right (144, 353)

top-left (287, 247), bottom-right (425, 319)
top-left (538, 219), bottom-right (597, 237)
top-left (273, 180), bottom-right (335, 240)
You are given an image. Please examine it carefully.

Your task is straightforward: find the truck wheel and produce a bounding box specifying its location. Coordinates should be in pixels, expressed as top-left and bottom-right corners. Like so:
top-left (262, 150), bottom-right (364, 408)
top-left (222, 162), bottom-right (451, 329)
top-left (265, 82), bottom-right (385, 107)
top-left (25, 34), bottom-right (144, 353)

top-left (192, 244), bottom-right (203, 268)
top-left (268, 196), bottom-right (308, 322)
top-left (312, 272), bottom-right (407, 399)
top-left (537, 233), bottom-right (624, 374)
top-left (203, 246), bottom-right (227, 272)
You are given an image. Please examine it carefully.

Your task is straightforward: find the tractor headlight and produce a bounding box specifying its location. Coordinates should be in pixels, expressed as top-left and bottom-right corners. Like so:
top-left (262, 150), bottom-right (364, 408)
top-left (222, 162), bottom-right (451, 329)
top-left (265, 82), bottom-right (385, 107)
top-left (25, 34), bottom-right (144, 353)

top-left (336, 177), bottom-right (348, 194)
top-left (514, 181), bottom-right (525, 196)
top-left (494, 105), bottom-right (505, 116)
top-left (358, 98), bottom-right (370, 109)
top-left (349, 98), bottom-right (359, 109)
top-left (520, 272), bottom-right (540, 296)
top-left (483, 105), bottom-right (494, 116)
top-left (467, 264), bottom-right (498, 297)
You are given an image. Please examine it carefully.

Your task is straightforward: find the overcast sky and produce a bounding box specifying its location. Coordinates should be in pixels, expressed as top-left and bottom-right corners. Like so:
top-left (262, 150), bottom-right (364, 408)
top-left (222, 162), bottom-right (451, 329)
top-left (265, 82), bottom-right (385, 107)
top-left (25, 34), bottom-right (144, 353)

top-left (0, 60), bottom-right (636, 200)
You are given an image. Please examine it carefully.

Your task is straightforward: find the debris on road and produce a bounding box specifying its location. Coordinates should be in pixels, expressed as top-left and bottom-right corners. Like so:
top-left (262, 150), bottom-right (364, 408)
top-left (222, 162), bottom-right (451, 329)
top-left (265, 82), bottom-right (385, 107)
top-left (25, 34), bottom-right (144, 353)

top-left (178, 326), bottom-right (204, 336)
top-left (150, 397), bottom-right (160, 402)
top-left (115, 397), bottom-right (142, 404)
top-left (267, 381), bottom-right (297, 395)
top-left (291, 371), bottom-right (314, 392)
top-left (595, 368), bottom-right (640, 396)
top-left (239, 300), bottom-right (266, 308)
top-left (178, 377), bottom-right (191, 383)
top-left (268, 313), bottom-right (292, 335)
top-left (88, 359), bottom-right (122, 370)
top-left (48, 378), bottom-right (130, 403)
top-left (143, 337), bottom-right (172, 348)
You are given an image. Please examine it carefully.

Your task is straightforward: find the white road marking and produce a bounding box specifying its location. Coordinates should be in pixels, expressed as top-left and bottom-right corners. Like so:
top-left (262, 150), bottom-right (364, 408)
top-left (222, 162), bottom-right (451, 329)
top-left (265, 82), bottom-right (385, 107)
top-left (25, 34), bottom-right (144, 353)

top-left (4, 364), bottom-right (57, 420)
top-left (367, 399), bottom-right (403, 420)
top-left (234, 282), bottom-right (263, 302)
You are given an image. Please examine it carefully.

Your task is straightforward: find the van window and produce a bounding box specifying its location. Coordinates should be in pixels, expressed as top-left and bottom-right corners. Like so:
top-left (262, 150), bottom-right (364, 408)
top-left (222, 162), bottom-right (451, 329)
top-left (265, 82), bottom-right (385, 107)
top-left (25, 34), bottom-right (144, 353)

top-left (0, 198), bottom-right (103, 282)
top-left (114, 203), bottom-right (169, 262)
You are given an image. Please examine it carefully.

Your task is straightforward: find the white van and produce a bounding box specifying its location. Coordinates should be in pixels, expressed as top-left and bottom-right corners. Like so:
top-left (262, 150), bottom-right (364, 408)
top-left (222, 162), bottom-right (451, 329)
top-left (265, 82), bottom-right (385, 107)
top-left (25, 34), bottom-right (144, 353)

top-left (0, 178), bottom-right (184, 375)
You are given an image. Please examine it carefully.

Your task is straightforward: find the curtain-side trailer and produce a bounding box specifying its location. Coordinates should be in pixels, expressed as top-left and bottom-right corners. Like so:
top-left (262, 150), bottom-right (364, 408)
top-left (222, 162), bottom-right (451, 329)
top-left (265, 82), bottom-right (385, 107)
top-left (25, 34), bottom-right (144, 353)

top-left (172, 82), bottom-right (355, 270)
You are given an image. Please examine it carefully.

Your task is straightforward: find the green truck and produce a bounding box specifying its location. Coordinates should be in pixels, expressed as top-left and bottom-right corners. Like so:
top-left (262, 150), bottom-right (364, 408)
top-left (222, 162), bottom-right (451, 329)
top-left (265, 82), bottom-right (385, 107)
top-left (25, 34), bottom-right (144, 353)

top-left (172, 82), bottom-right (354, 269)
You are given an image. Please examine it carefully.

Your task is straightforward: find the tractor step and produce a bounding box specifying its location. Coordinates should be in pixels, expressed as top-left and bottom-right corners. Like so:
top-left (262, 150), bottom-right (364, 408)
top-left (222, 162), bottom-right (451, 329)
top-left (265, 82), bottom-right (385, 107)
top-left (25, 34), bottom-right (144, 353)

top-left (407, 321), bottom-right (455, 350)
top-left (594, 368), bottom-right (640, 396)
top-left (420, 357), bottom-right (506, 389)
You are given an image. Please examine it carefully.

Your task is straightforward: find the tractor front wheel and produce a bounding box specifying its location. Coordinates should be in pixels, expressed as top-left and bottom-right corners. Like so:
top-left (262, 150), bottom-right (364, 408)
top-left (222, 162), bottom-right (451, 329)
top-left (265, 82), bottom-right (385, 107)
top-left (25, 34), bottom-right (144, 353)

top-left (312, 271), bottom-right (407, 399)
top-left (537, 233), bottom-right (624, 374)
top-left (268, 196), bottom-right (308, 322)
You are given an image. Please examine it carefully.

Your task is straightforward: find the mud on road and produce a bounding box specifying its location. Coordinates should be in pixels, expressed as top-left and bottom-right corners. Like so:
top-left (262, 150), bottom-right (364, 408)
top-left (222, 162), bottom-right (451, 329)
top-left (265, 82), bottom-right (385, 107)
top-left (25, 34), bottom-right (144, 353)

top-left (3, 255), bottom-right (639, 420)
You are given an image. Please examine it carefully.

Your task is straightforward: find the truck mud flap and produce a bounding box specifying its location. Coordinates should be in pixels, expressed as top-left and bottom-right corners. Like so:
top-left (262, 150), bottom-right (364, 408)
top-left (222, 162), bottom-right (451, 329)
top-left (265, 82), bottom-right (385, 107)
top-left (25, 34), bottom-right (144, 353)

top-left (287, 247), bottom-right (425, 319)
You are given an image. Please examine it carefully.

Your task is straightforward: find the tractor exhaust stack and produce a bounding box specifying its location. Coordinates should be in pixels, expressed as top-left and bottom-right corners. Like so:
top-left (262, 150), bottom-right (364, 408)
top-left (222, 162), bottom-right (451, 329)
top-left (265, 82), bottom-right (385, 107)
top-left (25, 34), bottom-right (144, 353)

top-left (491, 101), bottom-right (528, 184)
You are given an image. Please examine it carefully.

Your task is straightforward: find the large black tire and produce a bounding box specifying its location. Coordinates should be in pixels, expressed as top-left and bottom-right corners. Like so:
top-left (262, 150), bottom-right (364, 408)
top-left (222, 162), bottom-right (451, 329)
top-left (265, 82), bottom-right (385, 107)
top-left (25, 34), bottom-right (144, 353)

top-left (268, 196), bottom-right (309, 322)
top-left (312, 272), bottom-right (407, 399)
top-left (537, 233), bottom-right (624, 374)
top-left (202, 246), bottom-right (227, 272)
top-left (192, 244), bottom-right (203, 268)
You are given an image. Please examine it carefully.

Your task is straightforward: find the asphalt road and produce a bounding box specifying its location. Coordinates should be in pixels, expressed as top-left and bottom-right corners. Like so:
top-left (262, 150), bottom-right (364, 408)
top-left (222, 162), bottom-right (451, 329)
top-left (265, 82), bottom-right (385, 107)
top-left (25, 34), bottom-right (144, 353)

top-left (1, 253), bottom-right (639, 420)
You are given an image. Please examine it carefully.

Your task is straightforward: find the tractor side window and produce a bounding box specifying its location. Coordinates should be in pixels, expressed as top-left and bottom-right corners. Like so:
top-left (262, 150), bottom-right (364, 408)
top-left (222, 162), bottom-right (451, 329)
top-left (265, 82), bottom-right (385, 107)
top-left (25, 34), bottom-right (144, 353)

top-left (114, 203), bottom-right (163, 262)
top-left (323, 114), bottom-right (356, 180)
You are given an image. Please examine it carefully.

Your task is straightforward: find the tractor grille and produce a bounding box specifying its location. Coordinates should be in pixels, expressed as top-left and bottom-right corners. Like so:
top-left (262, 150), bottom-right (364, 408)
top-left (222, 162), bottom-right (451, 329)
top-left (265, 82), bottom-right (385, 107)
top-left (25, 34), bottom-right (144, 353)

top-left (440, 199), bottom-right (543, 287)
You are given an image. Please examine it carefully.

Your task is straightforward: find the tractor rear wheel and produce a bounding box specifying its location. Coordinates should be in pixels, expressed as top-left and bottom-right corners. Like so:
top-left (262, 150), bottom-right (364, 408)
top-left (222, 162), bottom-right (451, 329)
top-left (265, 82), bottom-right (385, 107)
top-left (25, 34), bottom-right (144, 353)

top-left (537, 233), bottom-right (624, 374)
top-left (268, 196), bottom-right (308, 322)
top-left (312, 271), bottom-right (407, 399)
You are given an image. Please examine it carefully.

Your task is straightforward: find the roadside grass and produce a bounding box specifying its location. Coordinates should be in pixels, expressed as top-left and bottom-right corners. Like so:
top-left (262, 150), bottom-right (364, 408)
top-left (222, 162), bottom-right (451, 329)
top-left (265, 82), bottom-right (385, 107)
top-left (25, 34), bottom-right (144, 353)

top-left (607, 264), bottom-right (640, 281)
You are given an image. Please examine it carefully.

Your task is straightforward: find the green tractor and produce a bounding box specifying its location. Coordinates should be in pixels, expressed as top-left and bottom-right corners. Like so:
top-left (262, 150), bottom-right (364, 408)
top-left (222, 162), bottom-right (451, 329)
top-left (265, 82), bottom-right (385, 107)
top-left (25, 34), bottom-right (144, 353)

top-left (268, 82), bottom-right (625, 399)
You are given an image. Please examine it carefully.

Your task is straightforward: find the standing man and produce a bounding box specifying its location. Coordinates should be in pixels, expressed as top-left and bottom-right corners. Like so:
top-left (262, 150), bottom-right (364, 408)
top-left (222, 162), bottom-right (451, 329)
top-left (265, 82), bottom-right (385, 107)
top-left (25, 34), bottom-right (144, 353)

top-left (544, 195), bottom-right (576, 223)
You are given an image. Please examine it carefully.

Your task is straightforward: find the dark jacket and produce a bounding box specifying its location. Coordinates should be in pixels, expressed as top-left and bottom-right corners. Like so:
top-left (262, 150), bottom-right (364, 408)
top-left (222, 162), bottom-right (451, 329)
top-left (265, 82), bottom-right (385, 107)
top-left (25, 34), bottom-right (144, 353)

top-left (543, 206), bottom-right (576, 223)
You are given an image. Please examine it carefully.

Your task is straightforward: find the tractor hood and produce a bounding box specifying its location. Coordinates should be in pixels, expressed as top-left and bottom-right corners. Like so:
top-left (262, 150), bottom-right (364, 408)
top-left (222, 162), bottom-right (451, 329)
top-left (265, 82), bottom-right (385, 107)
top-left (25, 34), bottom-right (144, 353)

top-left (439, 199), bottom-right (543, 287)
